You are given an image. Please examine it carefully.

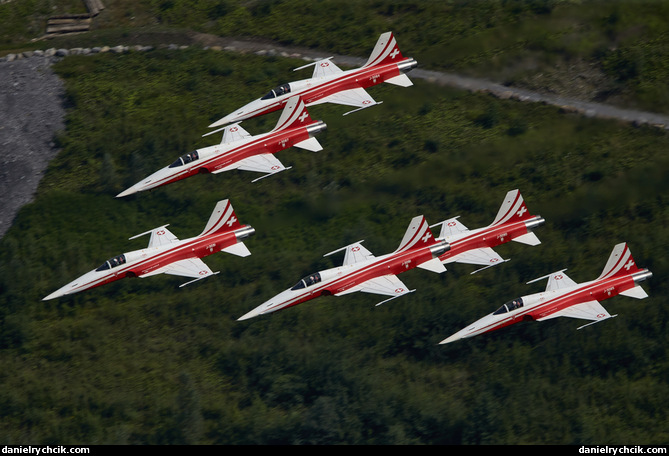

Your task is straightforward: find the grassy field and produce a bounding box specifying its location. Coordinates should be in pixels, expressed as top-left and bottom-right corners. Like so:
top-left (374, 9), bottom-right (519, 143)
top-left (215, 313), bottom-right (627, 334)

top-left (0, 0), bottom-right (668, 445)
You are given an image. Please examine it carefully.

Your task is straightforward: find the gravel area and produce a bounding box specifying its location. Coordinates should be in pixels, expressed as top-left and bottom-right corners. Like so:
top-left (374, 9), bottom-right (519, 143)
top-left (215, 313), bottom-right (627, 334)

top-left (0, 54), bottom-right (65, 238)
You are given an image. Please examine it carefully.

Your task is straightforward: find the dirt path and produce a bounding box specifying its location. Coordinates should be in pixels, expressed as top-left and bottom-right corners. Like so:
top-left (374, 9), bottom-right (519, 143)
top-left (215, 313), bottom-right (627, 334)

top-left (2, 35), bottom-right (669, 239)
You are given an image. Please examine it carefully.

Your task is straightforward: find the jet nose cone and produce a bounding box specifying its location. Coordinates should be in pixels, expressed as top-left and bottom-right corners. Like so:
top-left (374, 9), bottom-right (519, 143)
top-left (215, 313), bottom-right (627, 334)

top-left (237, 290), bottom-right (293, 321)
top-left (237, 307), bottom-right (262, 321)
top-left (438, 332), bottom-right (464, 345)
top-left (43, 289), bottom-right (65, 301)
top-left (116, 186), bottom-right (138, 198)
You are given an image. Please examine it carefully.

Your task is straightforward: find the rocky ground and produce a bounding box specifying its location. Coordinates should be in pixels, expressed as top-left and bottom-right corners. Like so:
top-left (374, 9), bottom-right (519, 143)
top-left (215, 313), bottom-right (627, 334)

top-left (0, 54), bottom-right (65, 238)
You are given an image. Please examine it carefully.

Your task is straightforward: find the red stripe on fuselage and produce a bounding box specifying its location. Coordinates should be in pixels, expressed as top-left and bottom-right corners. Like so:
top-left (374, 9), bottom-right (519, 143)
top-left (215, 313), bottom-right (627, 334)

top-left (149, 125), bottom-right (314, 189)
top-left (263, 243), bottom-right (434, 313)
top-left (242, 60), bottom-right (406, 120)
top-left (66, 231), bottom-right (239, 294)
top-left (473, 274), bottom-right (637, 335)
top-left (438, 219), bottom-right (531, 263)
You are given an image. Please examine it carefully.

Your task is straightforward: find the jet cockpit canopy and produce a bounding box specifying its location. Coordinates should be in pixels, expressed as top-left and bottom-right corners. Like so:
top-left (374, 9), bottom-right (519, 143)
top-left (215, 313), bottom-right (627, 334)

top-left (169, 151), bottom-right (199, 168)
top-left (291, 272), bottom-right (322, 290)
top-left (493, 297), bottom-right (524, 315)
top-left (96, 254), bottom-right (127, 272)
top-left (261, 83), bottom-right (291, 100)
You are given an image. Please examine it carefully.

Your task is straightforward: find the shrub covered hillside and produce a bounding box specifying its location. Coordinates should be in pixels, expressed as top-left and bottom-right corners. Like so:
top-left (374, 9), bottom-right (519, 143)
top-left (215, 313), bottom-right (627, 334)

top-left (3, 0), bottom-right (669, 113)
top-left (0, 0), bottom-right (668, 446)
top-left (0, 45), bottom-right (667, 444)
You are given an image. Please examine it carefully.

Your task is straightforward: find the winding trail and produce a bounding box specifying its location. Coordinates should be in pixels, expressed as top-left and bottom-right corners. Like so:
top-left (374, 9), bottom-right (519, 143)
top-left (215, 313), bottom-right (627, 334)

top-left (2, 34), bottom-right (669, 238)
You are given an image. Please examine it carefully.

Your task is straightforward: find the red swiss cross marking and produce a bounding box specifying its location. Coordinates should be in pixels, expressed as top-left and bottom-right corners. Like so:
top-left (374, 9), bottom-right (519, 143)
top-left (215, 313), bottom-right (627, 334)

top-left (624, 259), bottom-right (634, 270)
top-left (447, 221), bottom-right (457, 227)
top-left (156, 230), bottom-right (165, 235)
top-left (299, 111), bottom-right (309, 122)
top-left (390, 48), bottom-right (399, 59)
top-left (597, 313), bottom-right (606, 319)
top-left (395, 288), bottom-right (404, 293)
top-left (271, 165), bottom-right (281, 170)
top-left (351, 246), bottom-right (360, 252)
top-left (517, 206), bottom-right (527, 217)
top-left (230, 126), bottom-right (238, 132)
top-left (199, 271), bottom-right (208, 275)
top-left (490, 258), bottom-right (499, 263)
top-left (554, 274), bottom-right (563, 280)
top-left (320, 62), bottom-right (329, 67)
top-left (362, 100), bottom-right (371, 105)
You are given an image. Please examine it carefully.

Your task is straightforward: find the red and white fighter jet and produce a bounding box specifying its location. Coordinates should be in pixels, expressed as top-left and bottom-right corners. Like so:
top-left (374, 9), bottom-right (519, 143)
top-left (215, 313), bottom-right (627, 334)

top-left (431, 189), bottom-right (545, 273)
top-left (208, 31), bottom-right (417, 128)
top-left (43, 199), bottom-right (255, 300)
top-left (440, 243), bottom-right (652, 344)
top-left (117, 96), bottom-right (326, 197)
top-left (237, 214), bottom-right (450, 320)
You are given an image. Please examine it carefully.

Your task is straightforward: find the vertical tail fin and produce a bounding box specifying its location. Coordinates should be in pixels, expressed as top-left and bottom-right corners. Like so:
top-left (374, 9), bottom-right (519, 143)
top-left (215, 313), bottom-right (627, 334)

top-left (363, 32), bottom-right (405, 68)
top-left (597, 243), bottom-right (642, 280)
top-left (490, 189), bottom-right (533, 226)
top-left (200, 199), bottom-right (244, 237)
top-left (270, 96), bottom-right (314, 132)
top-left (395, 215), bottom-right (437, 253)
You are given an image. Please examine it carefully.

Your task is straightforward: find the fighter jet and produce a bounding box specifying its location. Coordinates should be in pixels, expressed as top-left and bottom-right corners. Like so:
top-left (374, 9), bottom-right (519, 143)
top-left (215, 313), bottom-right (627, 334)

top-left (238, 214), bottom-right (450, 320)
top-left (43, 199), bottom-right (255, 300)
top-left (431, 189), bottom-right (545, 273)
top-left (208, 31), bottom-right (417, 128)
top-left (440, 243), bottom-right (652, 344)
top-left (117, 96), bottom-right (326, 197)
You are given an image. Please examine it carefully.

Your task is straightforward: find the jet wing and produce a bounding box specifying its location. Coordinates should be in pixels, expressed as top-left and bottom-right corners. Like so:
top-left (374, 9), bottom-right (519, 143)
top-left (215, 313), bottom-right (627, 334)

top-left (342, 242), bottom-right (375, 266)
top-left (293, 57), bottom-right (344, 79)
top-left (527, 269), bottom-right (579, 292)
top-left (311, 58), bottom-right (344, 79)
top-left (335, 274), bottom-right (415, 306)
top-left (545, 270), bottom-right (578, 291)
top-left (213, 153), bottom-right (289, 181)
top-left (221, 123), bottom-right (251, 144)
top-left (311, 87), bottom-right (379, 112)
top-left (442, 247), bottom-right (505, 268)
top-left (139, 257), bottom-right (219, 287)
top-left (129, 225), bottom-right (180, 248)
top-left (536, 300), bottom-right (616, 329)
top-left (433, 217), bottom-right (469, 240)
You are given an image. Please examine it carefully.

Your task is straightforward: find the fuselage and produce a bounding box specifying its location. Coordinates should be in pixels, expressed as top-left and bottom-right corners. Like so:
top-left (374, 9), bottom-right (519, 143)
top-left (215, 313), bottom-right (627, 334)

top-left (444, 269), bottom-right (651, 342)
top-left (211, 58), bottom-right (417, 127)
top-left (118, 121), bottom-right (326, 196)
top-left (439, 215), bottom-right (545, 264)
top-left (239, 239), bottom-right (446, 320)
top-left (43, 226), bottom-right (253, 299)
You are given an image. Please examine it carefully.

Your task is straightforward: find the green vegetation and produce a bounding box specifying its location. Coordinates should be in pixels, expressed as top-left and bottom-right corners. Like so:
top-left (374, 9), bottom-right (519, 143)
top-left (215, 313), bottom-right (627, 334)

top-left (1, 0), bottom-right (668, 445)
top-left (5, 0), bottom-right (669, 112)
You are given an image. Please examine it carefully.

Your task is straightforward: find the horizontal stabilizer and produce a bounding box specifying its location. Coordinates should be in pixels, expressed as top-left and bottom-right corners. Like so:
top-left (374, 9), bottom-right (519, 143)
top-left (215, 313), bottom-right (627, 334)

top-left (513, 232), bottom-right (541, 246)
top-left (294, 137), bottom-right (323, 152)
top-left (385, 74), bottom-right (413, 87)
top-left (417, 257), bottom-right (447, 274)
top-left (619, 285), bottom-right (649, 300)
top-left (221, 242), bottom-right (251, 257)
